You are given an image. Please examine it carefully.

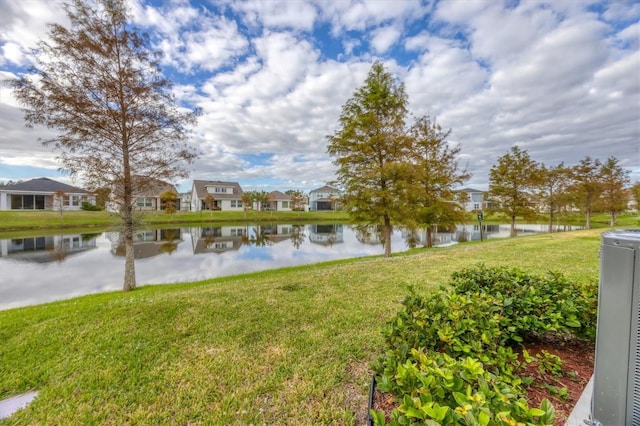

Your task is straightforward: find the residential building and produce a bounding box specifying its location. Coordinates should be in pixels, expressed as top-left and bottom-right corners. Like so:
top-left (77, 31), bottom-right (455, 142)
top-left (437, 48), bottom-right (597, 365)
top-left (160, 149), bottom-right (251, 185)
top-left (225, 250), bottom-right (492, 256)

top-left (191, 180), bottom-right (244, 211)
top-left (0, 177), bottom-right (92, 211)
top-left (308, 185), bottom-right (341, 211)
top-left (133, 178), bottom-right (180, 211)
top-left (455, 188), bottom-right (485, 212)
top-left (266, 191), bottom-right (293, 211)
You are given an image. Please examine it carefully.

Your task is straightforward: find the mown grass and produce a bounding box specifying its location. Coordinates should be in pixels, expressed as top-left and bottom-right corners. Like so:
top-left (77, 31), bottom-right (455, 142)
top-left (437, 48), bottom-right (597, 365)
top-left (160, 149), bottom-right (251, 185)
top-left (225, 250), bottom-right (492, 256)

top-left (0, 210), bottom-right (349, 232)
top-left (0, 227), bottom-right (610, 425)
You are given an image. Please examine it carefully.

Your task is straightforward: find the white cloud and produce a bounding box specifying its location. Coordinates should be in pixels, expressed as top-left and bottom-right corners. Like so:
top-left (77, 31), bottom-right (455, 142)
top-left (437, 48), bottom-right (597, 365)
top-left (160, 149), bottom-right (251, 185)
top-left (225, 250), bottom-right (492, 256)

top-left (0, 0), bottom-right (638, 191)
top-left (0, 0), bottom-right (67, 66)
top-left (221, 0), bottom-right (318, 31)
top-left (602, 0), bottom-right (640, 22)
top-left (370, 24), bottom-right (402, 54)
top-left (316, 0), bottom-right (427, 35)
top-left (616, 22), bottom-right (640, 49)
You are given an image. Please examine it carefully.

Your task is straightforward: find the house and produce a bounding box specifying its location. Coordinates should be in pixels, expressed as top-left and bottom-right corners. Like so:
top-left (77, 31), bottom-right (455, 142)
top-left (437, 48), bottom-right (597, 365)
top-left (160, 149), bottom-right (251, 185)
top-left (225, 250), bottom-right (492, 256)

top-left (308, 186), bottom-right (341, 211)
top-left (0, 177), bottom-right (92, 211)
top-left (191, 180), bottom-right (244, 211)
top-left (455, 188), bottom-right (485, 212)
top-left (266, 191), bottom-right (292, 211)
top-left (179, 191), bottom-right (192, 211)
top-left (133, 178), bottom-right (180, 211)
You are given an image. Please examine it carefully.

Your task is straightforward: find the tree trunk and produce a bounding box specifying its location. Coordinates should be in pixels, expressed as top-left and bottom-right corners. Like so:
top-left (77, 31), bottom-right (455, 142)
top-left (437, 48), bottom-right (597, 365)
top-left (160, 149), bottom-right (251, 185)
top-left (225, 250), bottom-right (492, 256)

top-left (424, 226), bottom-right (433, 248)
top-left (548, 209), bottom-right (553, 233)
top-left (610, 212), bottom-right (616, 226)
top-left (510, 215), bottom-right (517, 237)
top-left (585, 210), bottom-right (591, 229)
top-left (383, 215), bottom-right (392, 257)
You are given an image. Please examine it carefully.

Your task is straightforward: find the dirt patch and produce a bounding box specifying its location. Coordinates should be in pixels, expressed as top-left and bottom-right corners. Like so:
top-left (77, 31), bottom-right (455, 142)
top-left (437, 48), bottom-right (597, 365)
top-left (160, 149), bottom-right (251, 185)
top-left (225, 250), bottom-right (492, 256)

top-left (521, 340), bottom-right (595, 425)
top-left (370, 340), bottom-right (594, 425)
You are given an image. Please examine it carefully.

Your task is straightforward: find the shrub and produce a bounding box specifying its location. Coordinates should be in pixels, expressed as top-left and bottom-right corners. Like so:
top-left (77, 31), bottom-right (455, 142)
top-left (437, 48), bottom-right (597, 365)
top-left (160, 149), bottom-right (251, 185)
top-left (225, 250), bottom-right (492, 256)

top-left (372, 264), bottom-right (598, 425)
top-left (81, 201), bottom-right (103, 211)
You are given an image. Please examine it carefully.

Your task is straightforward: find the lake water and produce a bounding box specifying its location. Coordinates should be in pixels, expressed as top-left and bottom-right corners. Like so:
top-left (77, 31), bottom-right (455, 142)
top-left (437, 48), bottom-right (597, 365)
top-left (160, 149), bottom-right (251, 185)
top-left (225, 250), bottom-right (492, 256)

top-left (0, 223), bottom-right (581, 310)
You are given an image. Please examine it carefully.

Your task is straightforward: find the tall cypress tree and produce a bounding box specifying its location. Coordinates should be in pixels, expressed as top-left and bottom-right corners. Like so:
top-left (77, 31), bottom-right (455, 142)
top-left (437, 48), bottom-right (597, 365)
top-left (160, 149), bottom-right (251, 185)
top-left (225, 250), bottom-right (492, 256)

top-left (327, 62), bottom-right (411, 257)
top-left (489, 146), bottom-right (540, 236)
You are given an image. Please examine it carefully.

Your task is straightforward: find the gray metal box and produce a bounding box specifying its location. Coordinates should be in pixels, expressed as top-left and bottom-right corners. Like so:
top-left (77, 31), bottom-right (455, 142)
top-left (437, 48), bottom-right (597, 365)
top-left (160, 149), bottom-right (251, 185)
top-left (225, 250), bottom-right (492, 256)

top-left (592, 229), bottom-right (640, 425)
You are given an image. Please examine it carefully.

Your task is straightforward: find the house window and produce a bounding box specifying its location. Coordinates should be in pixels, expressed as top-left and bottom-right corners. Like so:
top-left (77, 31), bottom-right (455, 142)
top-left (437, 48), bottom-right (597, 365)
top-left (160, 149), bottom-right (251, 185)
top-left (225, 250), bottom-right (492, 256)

top-left (281, 201), bottom-right (290, 208)
top-left (473, 203), bottom-right (480, 210)
top-left (63, 195), bottom-right (81, 207)
top-left (230, 200), bottom-right (242, 208)
top-left (230, 228), bottom-right (244, 236)
top-left (136, 197), bottom-right (153, 208)
top-left (10, 194), bottom-right (46, 210)
top-left (214, 187), bottom-right (231, 193)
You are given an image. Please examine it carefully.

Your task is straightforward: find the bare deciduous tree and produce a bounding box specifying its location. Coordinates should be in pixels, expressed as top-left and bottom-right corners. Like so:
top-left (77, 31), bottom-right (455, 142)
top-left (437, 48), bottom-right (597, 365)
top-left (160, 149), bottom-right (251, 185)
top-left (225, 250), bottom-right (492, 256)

top-left (7, 0), bottom-right (199, 291)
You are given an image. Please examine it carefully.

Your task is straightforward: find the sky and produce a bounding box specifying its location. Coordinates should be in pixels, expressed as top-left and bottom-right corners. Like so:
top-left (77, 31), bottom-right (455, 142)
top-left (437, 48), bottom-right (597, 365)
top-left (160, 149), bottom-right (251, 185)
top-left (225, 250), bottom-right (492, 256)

top-left (0, 0), bottom-right (639, 194)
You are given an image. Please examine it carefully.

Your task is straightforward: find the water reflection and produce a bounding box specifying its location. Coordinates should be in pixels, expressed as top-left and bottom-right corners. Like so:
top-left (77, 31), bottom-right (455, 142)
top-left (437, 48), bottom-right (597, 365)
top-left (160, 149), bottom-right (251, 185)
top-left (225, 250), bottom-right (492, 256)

top-left (0, 233), bottom-right (98, 263)
top-left (0, 223), bottom-right (582, 310)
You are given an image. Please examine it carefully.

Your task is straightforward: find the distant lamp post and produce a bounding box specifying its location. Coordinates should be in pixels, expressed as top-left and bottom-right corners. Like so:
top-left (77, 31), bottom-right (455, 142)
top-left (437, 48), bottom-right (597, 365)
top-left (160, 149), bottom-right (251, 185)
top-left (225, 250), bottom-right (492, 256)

top-left (477, 211), bottom-right (484, 242)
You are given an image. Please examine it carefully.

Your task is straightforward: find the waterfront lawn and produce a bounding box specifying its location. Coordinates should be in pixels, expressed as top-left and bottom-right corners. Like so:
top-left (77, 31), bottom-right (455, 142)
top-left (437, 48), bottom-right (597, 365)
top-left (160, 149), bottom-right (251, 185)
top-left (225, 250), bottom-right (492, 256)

top-left (0, 210), bottom-right (349, 232)
top-left (0, 229), bottom-right (604, 425)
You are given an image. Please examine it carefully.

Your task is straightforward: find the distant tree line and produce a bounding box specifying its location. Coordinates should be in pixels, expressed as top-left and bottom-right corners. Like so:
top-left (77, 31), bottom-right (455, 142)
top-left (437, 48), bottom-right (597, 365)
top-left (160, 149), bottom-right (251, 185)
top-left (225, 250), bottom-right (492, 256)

top-left (489, 146), bottom-right (633, 235)
top-left (327, 62), bottom-right (638, 256)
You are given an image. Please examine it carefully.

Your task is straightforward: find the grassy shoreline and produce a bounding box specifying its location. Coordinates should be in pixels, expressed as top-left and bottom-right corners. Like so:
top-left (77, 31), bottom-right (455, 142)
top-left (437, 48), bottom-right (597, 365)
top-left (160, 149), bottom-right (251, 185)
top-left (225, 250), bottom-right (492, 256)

top-left (0, 210), bottom-right (350, 233)
top-left (1, 210), bottom-right (636, 235)
top-left (0, 227), bottom-right (607, 425)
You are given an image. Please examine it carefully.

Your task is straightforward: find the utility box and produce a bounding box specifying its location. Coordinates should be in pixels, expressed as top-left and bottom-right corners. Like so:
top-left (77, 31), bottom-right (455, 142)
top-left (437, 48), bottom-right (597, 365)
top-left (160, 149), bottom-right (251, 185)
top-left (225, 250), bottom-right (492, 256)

top-left (592, 229), bottom-right (640, 425)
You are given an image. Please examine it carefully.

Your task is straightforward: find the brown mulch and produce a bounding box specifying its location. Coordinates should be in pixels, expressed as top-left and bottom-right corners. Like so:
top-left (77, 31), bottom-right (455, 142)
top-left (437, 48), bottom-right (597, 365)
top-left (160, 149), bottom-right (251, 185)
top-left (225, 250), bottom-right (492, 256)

top-left (371, 340), bottom-right (595, 425)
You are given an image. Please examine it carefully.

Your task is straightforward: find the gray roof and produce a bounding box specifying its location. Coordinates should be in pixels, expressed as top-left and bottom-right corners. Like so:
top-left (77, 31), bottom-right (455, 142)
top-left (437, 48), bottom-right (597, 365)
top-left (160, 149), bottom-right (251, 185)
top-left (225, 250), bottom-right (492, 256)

top-left (2, 177), bottom-right (87, 194)
top-left (134, 178), bottom-right (177, 197)
top-left (309, 185), bottom-right (340, 193)
top-left (268, 190), bottom-right (292, 200)
top-left (192, 180), bottom-right (243, 199)
top-left (456, 188), bottom-right (484, 193)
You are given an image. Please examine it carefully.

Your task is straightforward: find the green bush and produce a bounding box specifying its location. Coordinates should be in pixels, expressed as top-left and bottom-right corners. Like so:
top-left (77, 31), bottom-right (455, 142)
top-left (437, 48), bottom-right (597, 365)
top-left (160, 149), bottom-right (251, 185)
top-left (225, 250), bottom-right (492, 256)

top-left (372, 264), bottom-right (598, 426)
top-left (373, 350), bottom-right (555, 426)
top-left (448, 264), bottom-right (597, 340)
top-left (81, 201), bottom-right (103, 211)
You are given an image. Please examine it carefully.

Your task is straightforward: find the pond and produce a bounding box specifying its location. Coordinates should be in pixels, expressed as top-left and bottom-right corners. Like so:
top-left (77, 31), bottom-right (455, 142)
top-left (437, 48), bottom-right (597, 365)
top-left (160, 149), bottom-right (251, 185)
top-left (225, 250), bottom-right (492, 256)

top-left (0, 223), bottom-right (581, 310)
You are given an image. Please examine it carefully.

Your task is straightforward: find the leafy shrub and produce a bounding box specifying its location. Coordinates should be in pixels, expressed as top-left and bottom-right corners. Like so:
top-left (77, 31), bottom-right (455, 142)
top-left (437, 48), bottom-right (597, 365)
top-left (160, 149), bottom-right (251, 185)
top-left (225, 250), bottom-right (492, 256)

top-left (372, 264), bottom-right (597, 425)
top-left (448, 264), bottom-right (597, 340)
top-left (81, 201), bottom-right (103, 211)
top-left (373, 350), bottom-right (555, 425)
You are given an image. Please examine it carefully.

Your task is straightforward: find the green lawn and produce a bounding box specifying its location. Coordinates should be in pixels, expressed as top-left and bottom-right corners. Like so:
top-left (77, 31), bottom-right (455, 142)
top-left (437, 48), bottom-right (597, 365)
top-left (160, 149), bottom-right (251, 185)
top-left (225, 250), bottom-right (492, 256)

top-left (0, 210), bottom-right (350, 233)
top-left (0, 228), bottom-right (607, 425)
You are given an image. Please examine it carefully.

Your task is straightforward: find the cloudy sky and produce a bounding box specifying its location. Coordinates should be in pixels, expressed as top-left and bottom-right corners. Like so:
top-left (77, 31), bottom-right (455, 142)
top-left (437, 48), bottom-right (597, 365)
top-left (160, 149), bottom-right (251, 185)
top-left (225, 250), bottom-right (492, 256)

top-left (1, 0), bottom-right (638, 193)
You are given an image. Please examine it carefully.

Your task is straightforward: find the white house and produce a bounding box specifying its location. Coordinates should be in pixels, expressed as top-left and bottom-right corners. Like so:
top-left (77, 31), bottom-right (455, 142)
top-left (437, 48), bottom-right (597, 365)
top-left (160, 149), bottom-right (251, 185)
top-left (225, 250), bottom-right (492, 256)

top-left (266, 191), bottom-right (293, 211)
top-left (455, 188), bottom-right (485, 212)
top-left (191, 180), bottom-right (244, 211)
top-left (308, 186), bottom-right (341, 211)
top-left (0, 177), bottom-right (92, 211)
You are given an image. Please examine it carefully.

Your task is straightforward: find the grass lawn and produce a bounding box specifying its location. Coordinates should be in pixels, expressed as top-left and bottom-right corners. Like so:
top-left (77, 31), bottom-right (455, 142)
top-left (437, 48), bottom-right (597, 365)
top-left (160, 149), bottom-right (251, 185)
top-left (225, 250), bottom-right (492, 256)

top-left (0, 227), bottom-right (608, 425)
top-left (0, 210), bottom-right (349, 233)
